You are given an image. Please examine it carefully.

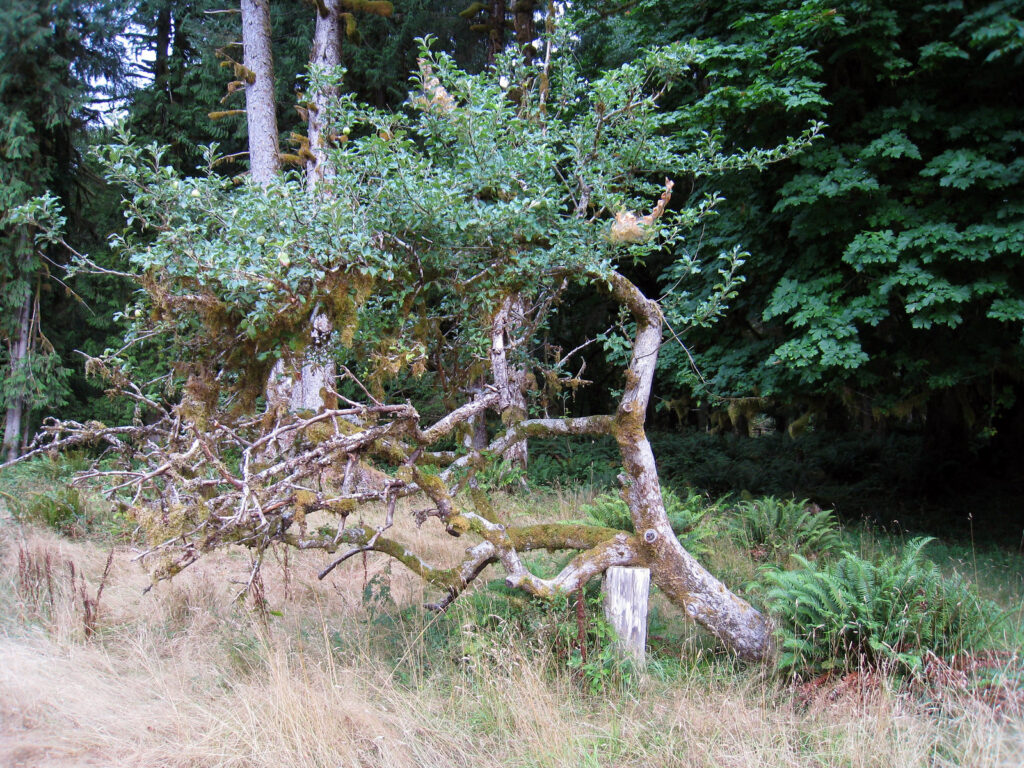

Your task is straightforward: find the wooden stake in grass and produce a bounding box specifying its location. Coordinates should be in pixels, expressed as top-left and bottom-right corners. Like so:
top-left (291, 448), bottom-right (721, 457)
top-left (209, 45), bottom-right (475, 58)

top-left (603, 566), bottom-right (650, 666)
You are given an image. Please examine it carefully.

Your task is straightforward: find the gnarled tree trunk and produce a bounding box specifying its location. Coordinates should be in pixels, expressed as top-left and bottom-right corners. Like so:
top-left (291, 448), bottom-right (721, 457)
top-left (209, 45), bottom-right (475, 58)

top-left (490, 296), bottom-right (530, 470)
top-left (606, 273), bottom-right (771, 660)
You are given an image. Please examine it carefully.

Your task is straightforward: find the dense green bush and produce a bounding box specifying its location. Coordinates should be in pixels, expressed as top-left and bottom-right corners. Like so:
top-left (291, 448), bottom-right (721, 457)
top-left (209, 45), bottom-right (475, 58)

top-left (761, 538), bottom-right (1005, 678)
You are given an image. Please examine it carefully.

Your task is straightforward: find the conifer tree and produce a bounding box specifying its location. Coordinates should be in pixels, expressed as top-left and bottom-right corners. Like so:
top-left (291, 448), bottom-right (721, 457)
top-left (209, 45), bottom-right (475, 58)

top-left (0, 0), bottom-right (128, 460)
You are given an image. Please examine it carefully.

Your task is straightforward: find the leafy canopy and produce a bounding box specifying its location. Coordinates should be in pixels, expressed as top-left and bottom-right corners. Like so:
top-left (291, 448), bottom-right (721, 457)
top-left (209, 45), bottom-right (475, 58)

top-left (88, 35), bottom-right (820, 411)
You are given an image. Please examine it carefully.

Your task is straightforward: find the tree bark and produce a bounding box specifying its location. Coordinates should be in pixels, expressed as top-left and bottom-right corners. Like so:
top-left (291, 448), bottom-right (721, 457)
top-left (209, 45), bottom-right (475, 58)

top-left (3, 291), bottom-right (32, 463)
top-left (262, 0), bottom-right (342, 414)
top-left (266, 310), bottom-right (334, 413)
top-left (241, 0), bottom-right (279, 184)
top-left (490, 296), bottom-right (530, 470)
top-left (462, 381), bottom-right (490, 483)
top-left (606, 272), bottom-right (772, 661)
top-left (153, 6), bottom-right (171, 86)
top-left (306, 0), bottom-right (343, 188)
top-left (512, 0), bottom-right (537, 58)
top-left (487, 0), bottom-right (507, 64)
top-left (604, 566), bottom-right (650, 665)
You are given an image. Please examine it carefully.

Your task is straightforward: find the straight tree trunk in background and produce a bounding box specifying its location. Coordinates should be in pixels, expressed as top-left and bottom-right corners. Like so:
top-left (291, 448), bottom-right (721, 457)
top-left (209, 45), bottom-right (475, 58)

top-left (288, 2), bottom-right (393, 412)
top-left (266, 0), bottom-right (347, 413)
top-left (3, 291), bottom-right (32, 463)
top-left (241, 0), bottom-right (334, 414)
top-left (306, 0), bottom-right (343, 188)
top-left (153, 6), bottom-right (171, 85)
top-left (486, 0), bottom-right (507, 64)
top-left (512, 0), bottom-right (536, 57)
top-left (241, 0), bottom-right (279, 183)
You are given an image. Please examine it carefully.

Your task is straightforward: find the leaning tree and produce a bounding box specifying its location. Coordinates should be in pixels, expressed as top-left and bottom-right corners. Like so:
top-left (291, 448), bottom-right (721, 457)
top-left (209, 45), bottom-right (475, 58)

top-left (12, 37), bottom-right (819, 660)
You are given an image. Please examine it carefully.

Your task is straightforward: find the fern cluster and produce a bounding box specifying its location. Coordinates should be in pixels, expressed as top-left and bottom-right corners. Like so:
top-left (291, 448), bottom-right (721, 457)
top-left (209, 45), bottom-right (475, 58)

top-left (527, 437), bottom-right (621, 488)
top-left (762, 538), bottom-right (1005, 678)
top-left (731, 496), bottom-right (841, 565)
top-left (579, 487), bottom-right (715, 557)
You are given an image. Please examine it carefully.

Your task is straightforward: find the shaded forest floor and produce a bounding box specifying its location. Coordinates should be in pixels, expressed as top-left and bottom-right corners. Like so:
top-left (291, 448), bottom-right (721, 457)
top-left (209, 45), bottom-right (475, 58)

top-left (1, 480), bottom-right (1023, 768)
top-left (528, 430), bottom-right (1024, 544)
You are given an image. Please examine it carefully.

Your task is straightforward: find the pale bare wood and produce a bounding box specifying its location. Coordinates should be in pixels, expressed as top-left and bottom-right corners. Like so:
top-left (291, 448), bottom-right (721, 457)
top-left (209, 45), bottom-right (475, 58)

top-left (603, 566), bottom-right (650, 665)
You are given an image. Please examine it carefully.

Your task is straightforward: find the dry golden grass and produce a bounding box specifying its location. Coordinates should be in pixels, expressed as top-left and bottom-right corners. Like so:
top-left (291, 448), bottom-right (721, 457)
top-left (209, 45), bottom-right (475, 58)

top-left (1, 495), bottom-right (1022, 768)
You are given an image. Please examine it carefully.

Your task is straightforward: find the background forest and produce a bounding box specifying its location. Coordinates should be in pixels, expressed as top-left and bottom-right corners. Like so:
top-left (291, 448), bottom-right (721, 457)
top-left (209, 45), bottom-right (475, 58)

top-left (1, 2), bottom-right (1024, 766)
top-left (3, 0), bottom-right (1023, 534)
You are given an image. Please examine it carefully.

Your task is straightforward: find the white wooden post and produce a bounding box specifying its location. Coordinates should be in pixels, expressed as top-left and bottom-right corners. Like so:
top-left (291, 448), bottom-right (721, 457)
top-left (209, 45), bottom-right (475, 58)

top-left (603, 566), bottom-right (650, 666)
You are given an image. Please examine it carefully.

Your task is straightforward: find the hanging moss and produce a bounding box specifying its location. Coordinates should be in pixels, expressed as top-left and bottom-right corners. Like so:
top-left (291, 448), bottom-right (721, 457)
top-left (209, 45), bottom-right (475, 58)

top-left (303, 420), bottom-right (332, 444)
top-left (294, 489), bottom-right (318, 513)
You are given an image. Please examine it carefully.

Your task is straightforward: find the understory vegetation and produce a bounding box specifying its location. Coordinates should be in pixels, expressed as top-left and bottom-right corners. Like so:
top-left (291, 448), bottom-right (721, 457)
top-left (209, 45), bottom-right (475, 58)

top-left (2, 455), bottom-right (1021, 767)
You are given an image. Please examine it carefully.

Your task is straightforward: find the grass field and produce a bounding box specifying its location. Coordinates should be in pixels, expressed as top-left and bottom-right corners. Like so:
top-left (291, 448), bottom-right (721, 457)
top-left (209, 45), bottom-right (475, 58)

top-left (1, 468), bottom-right (1022, 767)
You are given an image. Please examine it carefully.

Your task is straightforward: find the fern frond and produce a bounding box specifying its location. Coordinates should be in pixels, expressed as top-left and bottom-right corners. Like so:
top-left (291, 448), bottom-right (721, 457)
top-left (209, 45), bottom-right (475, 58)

top-left (760, 537), bottom-right (1008, 679)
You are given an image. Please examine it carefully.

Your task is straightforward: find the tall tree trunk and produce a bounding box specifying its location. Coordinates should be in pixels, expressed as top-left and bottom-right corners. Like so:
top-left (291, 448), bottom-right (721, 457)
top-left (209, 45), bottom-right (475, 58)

top-left (277, 0), bottom-right (348, 411)
top-left (306, 0), bottom-right (343, 188)
top-left (154, 6), bottom-right (171, 87)
top-left (512, 0), bottom-right (537, 59)
top-left (3, 291), bottom-right (32, 463)
top-left (242, 0), bottom-right (335, 415)
top-left (266, 0), bottom-right (358, 415)
top-left (487, 0), bottom-right (507, 64)
top-left (241, 0), bottom-right (279, 183)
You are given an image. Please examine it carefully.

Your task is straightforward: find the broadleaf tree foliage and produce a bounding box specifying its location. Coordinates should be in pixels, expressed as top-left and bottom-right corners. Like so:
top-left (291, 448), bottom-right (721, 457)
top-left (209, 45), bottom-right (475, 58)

top-left (11, 28), bottom-right (821, 659)
top-left (582, 0), bottom-right (1024, 470)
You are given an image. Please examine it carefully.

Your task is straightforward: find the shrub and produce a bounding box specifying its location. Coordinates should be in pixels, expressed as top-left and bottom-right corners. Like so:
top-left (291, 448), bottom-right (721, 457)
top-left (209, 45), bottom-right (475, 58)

top-left (527, 437), bottom-right (621, 488)
top-left (460, 580), bottom-right (642, 693)
top-left (1, 454), bottom-right (128, 539)
top-left (761, 537), bottom-right (1006, 678)
top-left (730, 496), bottom-right (841, 565)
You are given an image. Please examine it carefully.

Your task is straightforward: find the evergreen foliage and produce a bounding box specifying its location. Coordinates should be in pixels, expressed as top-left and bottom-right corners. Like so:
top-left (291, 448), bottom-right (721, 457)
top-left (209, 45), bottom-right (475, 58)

top-left (126, 0), bottom-right (313, 175)
top-left (730, 496), bottom-right (841, 565)
top-left (340, 0), bottom-right (490, 106)
top-left (0, 0), bottom-right (129, 455)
